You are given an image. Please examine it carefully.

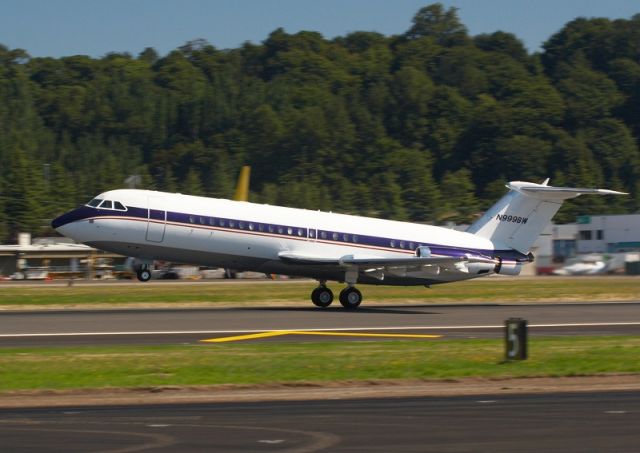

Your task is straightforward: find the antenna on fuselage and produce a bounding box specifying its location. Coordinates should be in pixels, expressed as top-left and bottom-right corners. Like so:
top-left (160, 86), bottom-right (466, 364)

top-left (233, 166), bottom-right (251, 202)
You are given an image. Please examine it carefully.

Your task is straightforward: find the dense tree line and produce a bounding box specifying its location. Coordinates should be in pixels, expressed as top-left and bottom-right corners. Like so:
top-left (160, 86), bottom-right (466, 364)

top-left (1, 4), bottom-right (639, 241)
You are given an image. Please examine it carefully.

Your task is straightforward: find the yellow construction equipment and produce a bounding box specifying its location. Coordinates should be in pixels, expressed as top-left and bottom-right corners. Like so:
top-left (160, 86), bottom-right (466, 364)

top-left (233, 166), bottom-right (251, 201)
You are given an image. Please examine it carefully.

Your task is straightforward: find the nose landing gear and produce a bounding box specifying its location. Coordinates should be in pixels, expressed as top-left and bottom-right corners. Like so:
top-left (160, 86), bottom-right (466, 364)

top-left (136, 265), bottom-right (152, 282)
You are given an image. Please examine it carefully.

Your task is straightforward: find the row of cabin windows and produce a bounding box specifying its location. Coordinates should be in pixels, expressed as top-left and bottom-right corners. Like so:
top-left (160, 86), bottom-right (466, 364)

top-left (187, 216), bottom-right (366, 244)
top-left (186, 215), bottom-right (417, 249)
top-left (188, 216), bottom-right (307, 237)
top-left (390, 240), bottom-right (416, 250)
top-left (87, 198), bottom-right (127, 211)
top-left (84, 198), bottom-right (419, 249)
top-left (316, 234), bottom-right (416, 249)
top-left (318, 231), bottom-right (359, 243)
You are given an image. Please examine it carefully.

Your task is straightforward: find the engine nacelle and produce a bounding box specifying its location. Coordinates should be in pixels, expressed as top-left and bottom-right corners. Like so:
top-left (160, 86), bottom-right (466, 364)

top-left (494, 259), bottom-right (523, 276)
top-left (465, 262), bottom-right (497, 275)
top-left (415, 246), bottom-right (432, 257)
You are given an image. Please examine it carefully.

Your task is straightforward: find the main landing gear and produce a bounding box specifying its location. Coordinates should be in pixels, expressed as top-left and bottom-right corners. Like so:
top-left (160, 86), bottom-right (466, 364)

top-left (339, 286), bottom-right (363, 309)
top-left (311, 284), bottom-right (334, 308)
top-left (310, 281), bottom-right (363, 309)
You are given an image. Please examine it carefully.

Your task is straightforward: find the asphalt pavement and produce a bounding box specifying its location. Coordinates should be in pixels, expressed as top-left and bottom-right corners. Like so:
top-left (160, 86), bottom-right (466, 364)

top-left (0, 302), bottom-right (639, 346)
top-left (0, 392), bottom-right (638, 452)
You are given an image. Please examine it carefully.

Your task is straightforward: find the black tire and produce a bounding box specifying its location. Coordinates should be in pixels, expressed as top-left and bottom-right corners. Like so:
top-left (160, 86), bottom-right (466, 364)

top-left (339, 287), bottom-right (362, 309)
top-left (311, 286), bottom-right (333, 308)
top-left (137, 269), bottom-right (152, 282)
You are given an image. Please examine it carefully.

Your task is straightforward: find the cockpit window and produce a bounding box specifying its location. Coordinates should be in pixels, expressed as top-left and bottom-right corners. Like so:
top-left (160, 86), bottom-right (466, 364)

top-left (88, 198), bottom-right (127, 211)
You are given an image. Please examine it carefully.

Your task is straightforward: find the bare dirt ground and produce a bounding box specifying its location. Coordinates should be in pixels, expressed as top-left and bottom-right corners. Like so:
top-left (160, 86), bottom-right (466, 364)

top-left (1, 375), bottom-right (639, 409)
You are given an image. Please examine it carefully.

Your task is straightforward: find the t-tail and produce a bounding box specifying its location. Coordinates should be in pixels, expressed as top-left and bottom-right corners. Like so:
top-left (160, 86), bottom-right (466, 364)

top-left (467, 179), bottom-right (626, 254)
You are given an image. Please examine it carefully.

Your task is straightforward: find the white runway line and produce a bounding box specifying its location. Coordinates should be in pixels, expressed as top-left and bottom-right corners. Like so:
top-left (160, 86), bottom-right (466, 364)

top-left (1, 322), bottom-right (639, 337)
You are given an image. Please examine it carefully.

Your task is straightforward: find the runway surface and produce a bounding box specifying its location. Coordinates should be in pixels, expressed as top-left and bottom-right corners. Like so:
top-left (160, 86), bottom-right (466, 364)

top-left (0, 392), bottom-right (638, 452)
top-left (0, 302), bottom-right (639, 346)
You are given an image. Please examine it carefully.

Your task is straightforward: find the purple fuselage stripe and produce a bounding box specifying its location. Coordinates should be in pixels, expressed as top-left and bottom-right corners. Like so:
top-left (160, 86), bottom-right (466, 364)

top-left (52, 205), bottom-right (530, 262)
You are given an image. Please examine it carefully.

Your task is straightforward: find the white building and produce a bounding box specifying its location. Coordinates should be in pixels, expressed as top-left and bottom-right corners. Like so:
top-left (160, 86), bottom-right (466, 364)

top-left (526, 223), bottom-right (577, 274)
top-left (576, 214), bottom-right (640, 254)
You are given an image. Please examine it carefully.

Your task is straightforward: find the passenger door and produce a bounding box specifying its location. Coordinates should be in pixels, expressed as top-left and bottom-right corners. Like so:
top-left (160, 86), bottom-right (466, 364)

top-left (146, 196), bottom-right (166, 242)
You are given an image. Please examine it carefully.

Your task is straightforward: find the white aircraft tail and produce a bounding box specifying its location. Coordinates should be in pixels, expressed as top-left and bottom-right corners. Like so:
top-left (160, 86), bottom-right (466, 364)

top-left (467, 180), bottom-right (626, 253)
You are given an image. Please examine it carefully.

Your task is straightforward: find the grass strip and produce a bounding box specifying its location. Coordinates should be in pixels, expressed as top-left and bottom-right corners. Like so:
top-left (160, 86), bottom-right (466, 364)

top-left (0, 277), bottom-right (639, 306)
top-left (1, 336), bottom-right (639, 391)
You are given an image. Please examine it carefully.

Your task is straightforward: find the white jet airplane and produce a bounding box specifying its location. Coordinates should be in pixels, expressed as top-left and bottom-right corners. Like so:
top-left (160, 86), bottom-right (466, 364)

top-left (552, 256), bottom-right (609, 276)
top-left (52, 179), bottom-right (625, 309)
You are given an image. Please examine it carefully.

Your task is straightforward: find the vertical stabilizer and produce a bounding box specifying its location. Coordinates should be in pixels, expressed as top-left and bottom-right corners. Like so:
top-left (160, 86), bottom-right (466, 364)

top-left (467, 180), bottom-right (626, 253)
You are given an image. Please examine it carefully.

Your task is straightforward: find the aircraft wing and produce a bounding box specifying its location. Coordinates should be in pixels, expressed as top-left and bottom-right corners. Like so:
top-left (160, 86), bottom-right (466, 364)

top-left (278, 252), bottom-right (497, 275)
top-left (277, 252), bottom-right (344, 265)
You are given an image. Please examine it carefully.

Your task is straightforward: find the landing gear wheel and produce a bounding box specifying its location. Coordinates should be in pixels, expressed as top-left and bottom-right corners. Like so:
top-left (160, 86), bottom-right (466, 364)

top-left (136, 268), bottom-right (152, 282)
top-left (311, 286), bottom-right (334, 308)
top-left (339, 287), bottom-right (362, 309)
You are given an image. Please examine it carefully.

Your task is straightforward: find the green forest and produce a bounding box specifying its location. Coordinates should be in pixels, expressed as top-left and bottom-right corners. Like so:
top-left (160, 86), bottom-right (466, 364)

top-left (1, 3), bottom-right (639, 241)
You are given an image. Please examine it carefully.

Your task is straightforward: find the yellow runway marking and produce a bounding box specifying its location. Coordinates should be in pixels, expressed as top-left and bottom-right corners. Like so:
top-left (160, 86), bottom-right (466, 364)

top-left (290, 331), bottom-right (441, 339)
top-left (202, 331), bottom-right (291, 343)
top-left (201, 331), bottom-right (441, 343)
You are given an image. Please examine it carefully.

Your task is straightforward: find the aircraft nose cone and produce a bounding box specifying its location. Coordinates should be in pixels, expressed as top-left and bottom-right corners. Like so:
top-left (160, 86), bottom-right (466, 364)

top-left (51, 206), bottom-right (93, 230)
top-left (52, 212), bottom-right (72, 229)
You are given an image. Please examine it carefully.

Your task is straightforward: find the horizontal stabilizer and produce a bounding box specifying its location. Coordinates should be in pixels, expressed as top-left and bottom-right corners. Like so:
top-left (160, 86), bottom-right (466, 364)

top-left (509, 181), bottom-right (627, 200)
top-left (468, 179), bottom-right (627, 253)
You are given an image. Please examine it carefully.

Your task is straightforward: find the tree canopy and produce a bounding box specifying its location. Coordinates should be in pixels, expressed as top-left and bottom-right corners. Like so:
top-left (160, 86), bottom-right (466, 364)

top-left (1, 4), bottom-right (639, 241)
